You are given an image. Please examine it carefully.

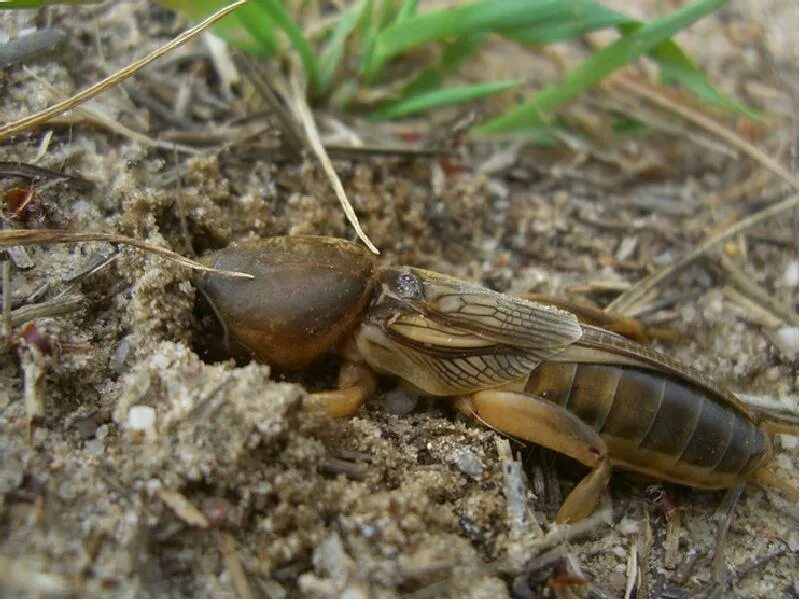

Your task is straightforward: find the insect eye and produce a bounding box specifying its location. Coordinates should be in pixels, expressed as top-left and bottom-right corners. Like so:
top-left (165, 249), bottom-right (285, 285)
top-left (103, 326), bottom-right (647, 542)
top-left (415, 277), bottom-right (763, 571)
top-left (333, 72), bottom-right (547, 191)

top-left (397, 271), bottom-right (423, 299)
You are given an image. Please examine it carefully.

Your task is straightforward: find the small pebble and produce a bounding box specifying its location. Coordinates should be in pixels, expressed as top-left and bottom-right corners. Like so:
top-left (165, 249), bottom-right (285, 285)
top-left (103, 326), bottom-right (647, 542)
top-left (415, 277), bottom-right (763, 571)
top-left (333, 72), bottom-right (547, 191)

top-left (84, 439), bottom-right (104, 455)
top-left (618, 518), bottom-right (640, 536)
top-left (379, 387), bottom-right (417, 416)
top-left (110, 336), bottom-right (133, 374)
top-left (127, 405), bottom-right (155, 431)
top-left (782, 260), bottom-right (798, 287)
top-left (788, 531), bottom-right (798, 552)
top-left (95, 424), bottom-right (109, 440)
top-left (73, 415), bottom-right (98, 440)
top-left (774, 327), bottom-right (798, 360)
top-left (454, 449), bottom-right (485, 480)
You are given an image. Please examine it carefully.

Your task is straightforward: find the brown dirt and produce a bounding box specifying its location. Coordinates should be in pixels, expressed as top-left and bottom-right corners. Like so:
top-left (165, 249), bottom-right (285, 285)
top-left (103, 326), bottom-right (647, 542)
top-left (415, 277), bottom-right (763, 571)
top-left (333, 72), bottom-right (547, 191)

top-left (0, 1), bottom-right (797, 598)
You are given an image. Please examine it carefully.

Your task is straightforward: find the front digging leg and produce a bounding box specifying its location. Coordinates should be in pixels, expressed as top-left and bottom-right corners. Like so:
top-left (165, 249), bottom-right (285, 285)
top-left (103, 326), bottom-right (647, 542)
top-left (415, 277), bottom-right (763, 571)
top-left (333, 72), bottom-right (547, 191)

top-left (304, 361), bottom-right (377, 418)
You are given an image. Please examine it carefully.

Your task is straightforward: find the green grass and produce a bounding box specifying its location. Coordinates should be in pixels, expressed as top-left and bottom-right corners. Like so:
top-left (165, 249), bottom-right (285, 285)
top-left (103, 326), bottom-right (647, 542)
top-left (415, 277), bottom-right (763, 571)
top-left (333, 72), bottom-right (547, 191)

top-left (8, 0), bottom-right (753, 139)
top-left (0, 0), bottom-right (99, 6)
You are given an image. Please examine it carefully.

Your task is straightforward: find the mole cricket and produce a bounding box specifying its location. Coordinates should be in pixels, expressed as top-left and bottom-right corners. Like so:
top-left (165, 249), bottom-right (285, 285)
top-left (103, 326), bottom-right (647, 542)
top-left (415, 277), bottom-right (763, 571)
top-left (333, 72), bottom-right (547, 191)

top-left (194, 235), bottom-right (797, 523)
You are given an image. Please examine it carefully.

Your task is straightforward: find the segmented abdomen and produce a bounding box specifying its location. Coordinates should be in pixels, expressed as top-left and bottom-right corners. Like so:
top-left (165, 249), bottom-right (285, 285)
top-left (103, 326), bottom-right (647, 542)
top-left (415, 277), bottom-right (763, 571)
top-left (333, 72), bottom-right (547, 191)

top-left (526, 362), bottom-right (770, 488)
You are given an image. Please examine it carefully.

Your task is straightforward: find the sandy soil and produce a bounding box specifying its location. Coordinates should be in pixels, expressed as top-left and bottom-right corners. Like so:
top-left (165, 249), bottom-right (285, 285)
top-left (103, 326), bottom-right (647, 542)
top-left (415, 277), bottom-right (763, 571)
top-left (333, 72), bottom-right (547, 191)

top-left (0, 1), bottom-right (797, 597)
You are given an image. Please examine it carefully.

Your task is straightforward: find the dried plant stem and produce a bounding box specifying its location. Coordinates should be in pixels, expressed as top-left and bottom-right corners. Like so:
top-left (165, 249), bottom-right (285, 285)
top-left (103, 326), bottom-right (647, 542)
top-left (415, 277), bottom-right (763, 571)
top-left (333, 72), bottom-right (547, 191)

top-left (1, 261), bottom-right (10, 350)
top-left (237, 56), bottom-right (307, 157)
top-left (0, 230), bottom-right (253, 279)
top-left (287, 66), bottom-right (379, 254)
top-left (10, 294), bottom-right (85, 328)
top-left (607, 194), bottom-right (798, 315)
top-left (717, 254), bottom-right (798, 326)
top-left (218, 532), bottom-right (253, 598)
top-left (614, 74), bottom-right (798, 190)
top-left (0, 0), bottom-right (250, 142)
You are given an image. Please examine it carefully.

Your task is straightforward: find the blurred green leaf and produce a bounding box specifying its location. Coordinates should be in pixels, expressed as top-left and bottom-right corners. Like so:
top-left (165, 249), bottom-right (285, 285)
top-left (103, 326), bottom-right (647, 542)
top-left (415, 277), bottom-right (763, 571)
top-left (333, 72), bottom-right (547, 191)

top-left (400, 31), bottom-right (487, 98)
top-left (640, 29), bottom-right (761, 119)
top-left (366, 0), bottom-right (601, 79)
top-left (394, 0), bottom-right (418, 23)
top-left (504, 4), bottom-right (630, 44)
top-left (474, 0), bottom-right (730, 135)
top-left (158, 0), bottom-right (264, 53)
top-left (253, 0), bottom-right (319, 90)
top-left (0, 0), bottom-right (99, 7)
top-left (372, 79), bottom-right (519, 119)
top-left (318, 0), bottom-right (367, 93)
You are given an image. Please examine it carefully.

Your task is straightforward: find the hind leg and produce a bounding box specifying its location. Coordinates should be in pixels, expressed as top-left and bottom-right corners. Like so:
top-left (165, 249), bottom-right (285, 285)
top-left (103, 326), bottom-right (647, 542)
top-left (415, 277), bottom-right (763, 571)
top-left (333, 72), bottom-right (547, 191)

top-left (455, 390), bottom-right (612, 523)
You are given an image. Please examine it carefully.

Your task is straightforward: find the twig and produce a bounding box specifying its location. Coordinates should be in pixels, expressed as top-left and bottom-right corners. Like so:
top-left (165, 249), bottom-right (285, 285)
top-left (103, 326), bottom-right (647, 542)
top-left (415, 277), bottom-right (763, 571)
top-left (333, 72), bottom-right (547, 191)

top-left (286, 64), bottom-right (379, 254)
top-left (637, 504), bottom-right (653, 598)
top-left (0, 0), bottom-right (250, 141)
top-left (709, 484), bottom-right (745, 597)
top-left (0, 230), bottom-right (253, 279)
top-left (737, 393), bottom-right (799, 418)
top-left (624, 533), bottom-right (637, 599)
top-left (172, 147), bottom-right (193, 257)
top-left (613, 74), bottom-right (798, 190)
top-left (20, 341), bottom-right (46, 427)
top-left (517, 507), bottom-right (613, 573)
top-left (723, 285), bottom-right (784, 328)
top-left (607, 194), bottom-right (798, 315)
top-left (591, 92), bottom-right (738, 159)
top-left (10, 294), bottom-right (85, 328)
top-left (158, 489), bottom-right (210, 528)
top-left (20, 65), bottom-right (201, 155)
top-left (722, 546), bottom-right (790, 592)
top-left (0, 556), bottom-right (73, 596)
top-left (319, 456), bottom-right (366, 480)
top-left (496, 438), bottom-right (544, 538)
top-left (1, 262), bottom-right (10, 352)
top-left (0, 161), bottom-right (94, 191)
top-left (235, 55), bottom-right (307, 158)
top-left (716, 254), bottom-right (798, 326)
top-left (218, 532), bottom-right (253, 598)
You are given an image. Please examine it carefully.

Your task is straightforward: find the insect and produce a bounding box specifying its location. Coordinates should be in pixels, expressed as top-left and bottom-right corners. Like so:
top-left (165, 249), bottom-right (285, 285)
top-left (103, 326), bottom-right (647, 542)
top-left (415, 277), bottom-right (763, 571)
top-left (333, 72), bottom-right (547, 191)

top-left (196, 235), bottom-right (796, 523)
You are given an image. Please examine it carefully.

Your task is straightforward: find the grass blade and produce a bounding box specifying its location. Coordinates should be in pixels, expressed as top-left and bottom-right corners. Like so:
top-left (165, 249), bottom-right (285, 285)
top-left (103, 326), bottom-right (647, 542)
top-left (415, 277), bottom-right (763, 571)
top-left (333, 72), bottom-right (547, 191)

top-left (158, 0), bottom-right (274, 55)
top-left (253, 0), bottom-right (320, 91)
top-left (640, 31), bottom-right (760, 119)
top-left (395, 0), bottom-right (419, 23)
top-left (376, 0), bottom-right (401, 29)
top-left (365, 0), bottom-right (594, 79)
top-left (473, 0), bottom-right (730, 136)
top-left (371, 79), bottom-right (519, 120)
top-left (233, 3), bottom-right (279, 55)
top-left (318, 0), bottom-right (367, 94)
top-left (401, 31), bottom-right (487, 98)
top-left (505, 6), bottom-right (756, 118)
top-left (504, 4), bottom-right (630, 44)
top-left (0, 0), bottom-right (99, 6)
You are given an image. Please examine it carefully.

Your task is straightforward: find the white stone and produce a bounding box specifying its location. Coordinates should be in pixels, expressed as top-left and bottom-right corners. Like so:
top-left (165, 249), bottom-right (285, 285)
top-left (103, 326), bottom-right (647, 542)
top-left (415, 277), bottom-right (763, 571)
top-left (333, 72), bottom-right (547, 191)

top-left (618, 518), bottom-right (639, 536)
top-left (85, 439), bottom-right (105, 455)
top-left (782, 260), bottom-right (798, 287)
top-left (127, 405), bottom-right (155, 431)
top-left (775, 327), bottom-right (798, 359)
top-left (95, 424), bottom-right (109, 440)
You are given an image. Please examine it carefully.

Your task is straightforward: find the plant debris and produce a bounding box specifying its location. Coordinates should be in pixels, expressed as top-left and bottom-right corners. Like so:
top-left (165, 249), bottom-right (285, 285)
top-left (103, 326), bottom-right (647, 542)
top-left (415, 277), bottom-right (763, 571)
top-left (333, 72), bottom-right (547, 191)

top-left (0, 2), bottom-right (796, 598)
